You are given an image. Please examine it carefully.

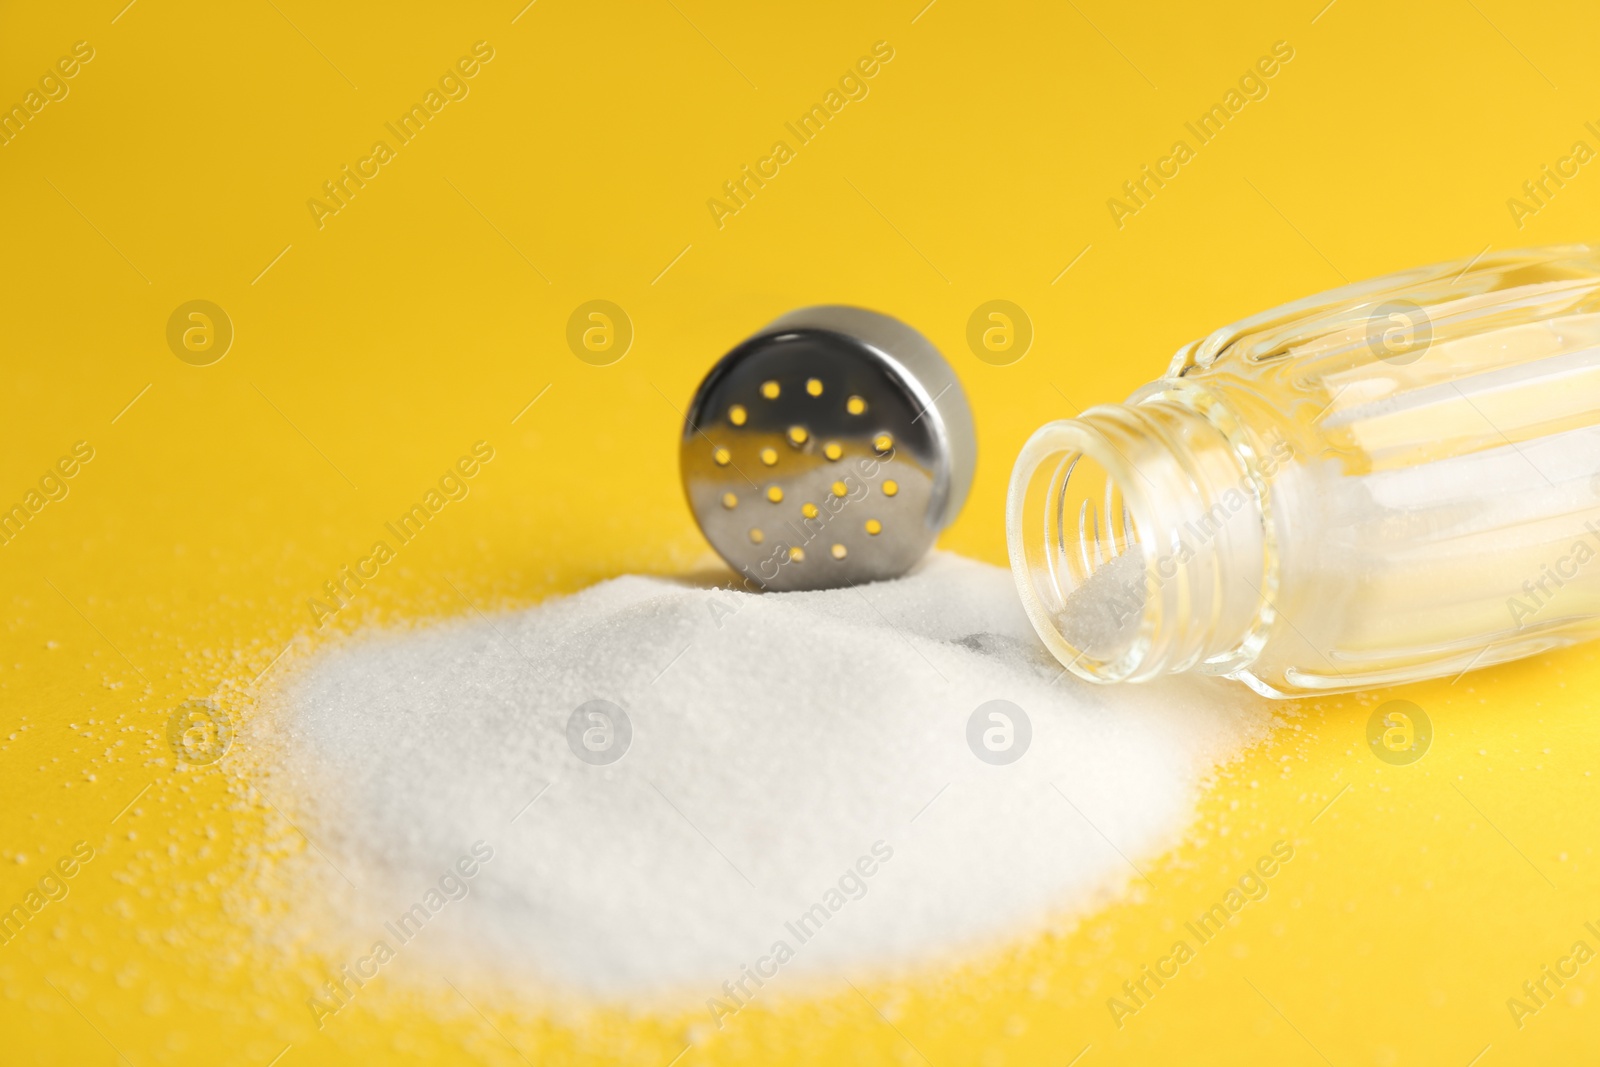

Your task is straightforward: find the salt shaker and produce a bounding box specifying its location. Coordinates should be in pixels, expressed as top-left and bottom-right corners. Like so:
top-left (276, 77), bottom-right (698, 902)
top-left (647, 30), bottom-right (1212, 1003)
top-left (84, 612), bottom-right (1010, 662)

top-left (1008, 245), bottom-right (1600, 696)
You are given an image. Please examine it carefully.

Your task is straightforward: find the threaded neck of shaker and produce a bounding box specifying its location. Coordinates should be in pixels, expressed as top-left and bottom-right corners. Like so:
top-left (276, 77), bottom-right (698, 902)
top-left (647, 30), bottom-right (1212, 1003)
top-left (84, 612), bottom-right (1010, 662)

top-left (1006, 396), bottom-right (1271, 683)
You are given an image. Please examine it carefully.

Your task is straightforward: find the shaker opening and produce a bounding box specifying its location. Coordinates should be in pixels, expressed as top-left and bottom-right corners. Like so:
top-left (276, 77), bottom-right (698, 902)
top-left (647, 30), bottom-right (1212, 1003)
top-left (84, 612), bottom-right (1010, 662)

top-left (1007, 422), bottom-right (1158, 682)
top-left (1051, 451), bottom-right (1149, 662)
top-left (1008, 401), bottom-right (1272, 686)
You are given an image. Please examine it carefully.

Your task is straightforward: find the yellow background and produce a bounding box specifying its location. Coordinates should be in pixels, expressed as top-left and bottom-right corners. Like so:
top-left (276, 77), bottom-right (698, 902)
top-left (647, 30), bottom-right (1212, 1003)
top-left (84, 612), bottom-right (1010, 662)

top-left (2, 0), bottom-right (1599, 1062)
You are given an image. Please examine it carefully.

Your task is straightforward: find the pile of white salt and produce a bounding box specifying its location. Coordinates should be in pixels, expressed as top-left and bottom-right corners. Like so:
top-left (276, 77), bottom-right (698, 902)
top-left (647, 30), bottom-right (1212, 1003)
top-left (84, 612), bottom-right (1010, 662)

top-left (260, 553), bottom-right (1272, 1001)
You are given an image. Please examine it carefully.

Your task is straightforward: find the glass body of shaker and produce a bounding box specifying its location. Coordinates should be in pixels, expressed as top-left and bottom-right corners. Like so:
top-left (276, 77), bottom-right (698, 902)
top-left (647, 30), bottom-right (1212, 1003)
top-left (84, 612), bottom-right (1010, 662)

top-left (1007, 245), bottom-right (1600, 696)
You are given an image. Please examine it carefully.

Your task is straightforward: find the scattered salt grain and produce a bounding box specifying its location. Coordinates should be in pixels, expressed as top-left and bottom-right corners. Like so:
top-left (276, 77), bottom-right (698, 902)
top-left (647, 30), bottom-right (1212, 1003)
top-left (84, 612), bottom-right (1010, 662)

top-left (259, 553), bottom-right (1272, 1002)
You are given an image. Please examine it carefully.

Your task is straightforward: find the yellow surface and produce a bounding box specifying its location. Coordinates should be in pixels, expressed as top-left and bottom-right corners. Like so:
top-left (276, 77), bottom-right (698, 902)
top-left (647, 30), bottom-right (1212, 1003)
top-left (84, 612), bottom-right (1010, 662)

top-left (3, 0), bottom-right (1599, 1063)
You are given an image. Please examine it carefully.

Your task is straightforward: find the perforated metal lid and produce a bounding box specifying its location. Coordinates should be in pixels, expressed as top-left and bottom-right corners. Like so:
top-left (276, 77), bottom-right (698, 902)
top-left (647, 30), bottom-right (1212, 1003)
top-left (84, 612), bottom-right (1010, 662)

top-left (681, 306), bottom-right (976, 592)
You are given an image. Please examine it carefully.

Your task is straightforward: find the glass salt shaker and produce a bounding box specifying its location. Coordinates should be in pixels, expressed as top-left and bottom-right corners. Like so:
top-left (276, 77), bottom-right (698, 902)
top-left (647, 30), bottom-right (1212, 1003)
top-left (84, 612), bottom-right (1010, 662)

top-left (1007, 244), bottom-right (1600, 696)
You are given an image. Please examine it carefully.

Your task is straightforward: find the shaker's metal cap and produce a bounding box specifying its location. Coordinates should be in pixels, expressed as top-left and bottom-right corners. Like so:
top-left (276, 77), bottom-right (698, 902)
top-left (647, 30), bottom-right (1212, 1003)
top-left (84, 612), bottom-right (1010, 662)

top-left (680, 305), bottom-right (976, 592)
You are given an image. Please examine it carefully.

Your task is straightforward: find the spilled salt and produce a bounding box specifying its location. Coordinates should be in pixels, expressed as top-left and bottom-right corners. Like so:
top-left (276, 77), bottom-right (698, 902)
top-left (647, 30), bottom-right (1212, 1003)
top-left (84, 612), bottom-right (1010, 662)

top-left (259, 553), bottom-right (1272, 1002)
